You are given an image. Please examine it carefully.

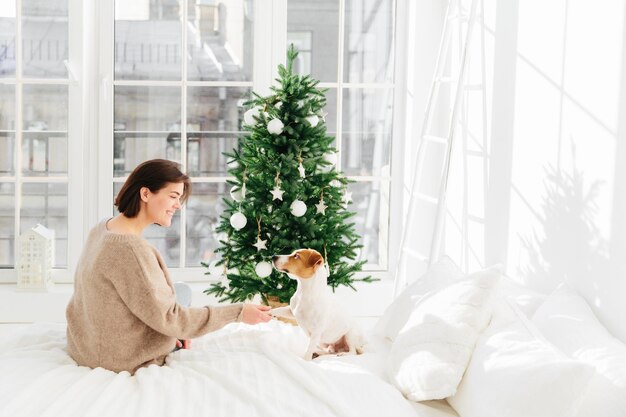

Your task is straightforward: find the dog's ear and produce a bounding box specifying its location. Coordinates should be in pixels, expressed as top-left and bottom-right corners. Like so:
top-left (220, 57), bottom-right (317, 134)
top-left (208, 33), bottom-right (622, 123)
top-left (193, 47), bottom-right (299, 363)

top-left (308, 251), bottom-right (324, 268)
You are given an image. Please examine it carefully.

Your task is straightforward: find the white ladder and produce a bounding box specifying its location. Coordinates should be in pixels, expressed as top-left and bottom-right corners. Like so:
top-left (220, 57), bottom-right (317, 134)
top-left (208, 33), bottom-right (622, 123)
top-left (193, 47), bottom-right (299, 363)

top-left (394, 0), bottom-right (480, 295)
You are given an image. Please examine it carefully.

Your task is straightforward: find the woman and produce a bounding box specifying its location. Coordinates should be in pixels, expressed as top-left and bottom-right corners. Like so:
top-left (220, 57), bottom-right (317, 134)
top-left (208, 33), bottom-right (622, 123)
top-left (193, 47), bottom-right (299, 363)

top-left (66, 159), bottom-right (271, 374)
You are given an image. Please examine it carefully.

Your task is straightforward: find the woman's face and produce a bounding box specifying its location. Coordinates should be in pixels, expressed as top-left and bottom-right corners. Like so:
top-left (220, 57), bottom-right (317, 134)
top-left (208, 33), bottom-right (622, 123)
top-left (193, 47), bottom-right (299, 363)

top-left (142, 182), bottom-right (184, 227)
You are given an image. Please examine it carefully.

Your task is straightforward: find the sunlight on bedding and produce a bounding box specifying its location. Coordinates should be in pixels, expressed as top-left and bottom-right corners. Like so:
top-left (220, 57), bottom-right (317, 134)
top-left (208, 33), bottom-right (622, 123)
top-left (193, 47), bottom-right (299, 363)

top-left (0, 321), bottom-right (428, 417)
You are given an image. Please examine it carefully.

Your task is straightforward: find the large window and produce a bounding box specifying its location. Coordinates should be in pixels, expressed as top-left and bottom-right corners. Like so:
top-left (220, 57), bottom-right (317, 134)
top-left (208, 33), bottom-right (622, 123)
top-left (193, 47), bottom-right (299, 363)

top-left (105, 0), bottom-right (397, 277)
top-left (0, 0), bottom-right (77, 281)
top-left (1, 0), bottom-right (399, 282)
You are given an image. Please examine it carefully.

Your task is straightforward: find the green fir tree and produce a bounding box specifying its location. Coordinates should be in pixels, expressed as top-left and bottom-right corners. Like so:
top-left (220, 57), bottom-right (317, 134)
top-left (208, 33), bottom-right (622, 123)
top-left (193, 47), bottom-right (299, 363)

top-left (204, 45), bottom-right (375, 304)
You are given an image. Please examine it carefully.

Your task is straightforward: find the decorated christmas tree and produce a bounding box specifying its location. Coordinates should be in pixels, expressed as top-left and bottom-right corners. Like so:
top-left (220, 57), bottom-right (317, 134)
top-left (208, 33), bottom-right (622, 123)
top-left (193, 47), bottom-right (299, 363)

top-left (204, 45), bottom-right (374, 304)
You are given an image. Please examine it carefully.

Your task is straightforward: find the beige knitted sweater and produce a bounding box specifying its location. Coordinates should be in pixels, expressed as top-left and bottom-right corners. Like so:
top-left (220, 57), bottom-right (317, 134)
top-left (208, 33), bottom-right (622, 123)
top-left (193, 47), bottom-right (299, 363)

top-left (66, 220), bottom-right (243, 374)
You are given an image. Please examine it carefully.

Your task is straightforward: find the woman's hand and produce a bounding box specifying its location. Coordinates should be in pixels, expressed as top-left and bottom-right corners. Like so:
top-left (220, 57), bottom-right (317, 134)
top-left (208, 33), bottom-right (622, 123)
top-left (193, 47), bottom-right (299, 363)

top-left (176, 339), bottom-right (191, 350)
top-left (241, 304), bottom-right (272, 325)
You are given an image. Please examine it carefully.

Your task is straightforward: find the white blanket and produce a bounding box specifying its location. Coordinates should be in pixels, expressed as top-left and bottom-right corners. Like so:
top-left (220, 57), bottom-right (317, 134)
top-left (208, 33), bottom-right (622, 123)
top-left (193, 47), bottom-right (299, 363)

top-left (0, 321), bottom-right (422, 417)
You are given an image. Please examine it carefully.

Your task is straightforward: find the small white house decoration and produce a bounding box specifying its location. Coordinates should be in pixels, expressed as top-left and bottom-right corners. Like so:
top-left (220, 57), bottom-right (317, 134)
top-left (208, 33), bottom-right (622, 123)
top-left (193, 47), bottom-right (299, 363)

top-left (17, 224), bottom-right (55, 291)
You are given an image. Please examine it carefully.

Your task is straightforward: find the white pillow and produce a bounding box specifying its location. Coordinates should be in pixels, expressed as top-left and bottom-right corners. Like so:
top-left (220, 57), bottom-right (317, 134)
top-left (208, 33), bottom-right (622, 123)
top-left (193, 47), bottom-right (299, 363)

top-left (448, 299), bottom-right (594, 417)
top-left (373, 256), bottom-right (464, 342)
top-left (532, 286), bottom-right (626, 417)
top-left (387, 266), bottom-right (500, 401)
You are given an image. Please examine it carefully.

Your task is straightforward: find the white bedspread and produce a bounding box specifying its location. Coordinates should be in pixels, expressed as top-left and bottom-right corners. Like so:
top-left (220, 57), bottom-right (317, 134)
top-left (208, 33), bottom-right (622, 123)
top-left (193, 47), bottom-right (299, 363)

top-left (0, 321), bottom-right (453, 417)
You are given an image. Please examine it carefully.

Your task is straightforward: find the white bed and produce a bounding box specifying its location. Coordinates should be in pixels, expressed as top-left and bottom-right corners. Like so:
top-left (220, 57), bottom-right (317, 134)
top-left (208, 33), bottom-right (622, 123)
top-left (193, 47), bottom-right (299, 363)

top-left (0, 320), bottom-right (458, 417)
top-left (3, 257), bottom-right (624, 417)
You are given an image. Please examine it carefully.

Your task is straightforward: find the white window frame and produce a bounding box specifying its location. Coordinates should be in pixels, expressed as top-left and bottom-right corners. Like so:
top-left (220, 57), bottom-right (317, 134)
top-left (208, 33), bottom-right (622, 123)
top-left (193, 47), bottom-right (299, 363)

top-left (0, 0), bottom-right (83, 284)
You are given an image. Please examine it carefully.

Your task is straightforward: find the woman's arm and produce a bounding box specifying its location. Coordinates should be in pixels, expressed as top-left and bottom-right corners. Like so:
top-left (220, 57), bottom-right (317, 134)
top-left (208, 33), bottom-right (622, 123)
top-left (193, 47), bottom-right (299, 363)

top-left (108, 240), bottom-right (243, 339)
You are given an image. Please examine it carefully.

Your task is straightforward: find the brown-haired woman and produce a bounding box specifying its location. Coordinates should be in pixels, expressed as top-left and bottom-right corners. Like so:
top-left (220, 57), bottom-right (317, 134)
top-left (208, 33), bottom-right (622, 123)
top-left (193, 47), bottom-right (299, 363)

top-left (66, 159), bottom-right (271, 375)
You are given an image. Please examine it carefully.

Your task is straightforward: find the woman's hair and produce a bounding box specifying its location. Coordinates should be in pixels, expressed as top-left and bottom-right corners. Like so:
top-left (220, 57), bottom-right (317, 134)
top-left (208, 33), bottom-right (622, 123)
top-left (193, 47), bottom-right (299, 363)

top-left (115, 159), bottom-right (192, 217)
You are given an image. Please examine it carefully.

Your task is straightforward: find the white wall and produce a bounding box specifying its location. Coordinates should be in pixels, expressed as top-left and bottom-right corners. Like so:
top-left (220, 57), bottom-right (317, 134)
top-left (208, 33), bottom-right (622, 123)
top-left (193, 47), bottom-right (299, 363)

top-left (444, 0), bottom-right (626, 342)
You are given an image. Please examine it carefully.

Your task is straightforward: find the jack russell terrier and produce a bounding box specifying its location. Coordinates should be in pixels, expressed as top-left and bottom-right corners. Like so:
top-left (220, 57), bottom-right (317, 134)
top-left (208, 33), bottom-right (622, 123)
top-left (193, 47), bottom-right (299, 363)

top-left (271, 249), bottom-right (364, 361)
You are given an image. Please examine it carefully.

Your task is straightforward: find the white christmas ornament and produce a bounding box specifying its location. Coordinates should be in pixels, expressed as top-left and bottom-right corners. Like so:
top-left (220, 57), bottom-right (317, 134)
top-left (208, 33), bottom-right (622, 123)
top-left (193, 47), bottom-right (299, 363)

top-left (306, 114), bottom-right (319, 127)
top-left (227, 159), bottom-right (239, 169)
top-left (275, 101), bottom-right (283, 109)
top-left (230, 186), bottom-right (244, 202)
top-left (270, 185), bottom-right (284, 201)
top-left (298, 162), bottom-right (306, 178)
top-left (230, 212), bottom-right (247, 230)
top-left (315, 200), bottom-right (327, 215)
top-left (253, 237), bottom-right (268, 251)
top-left (318, 110), bottom-right (328, 122)
top-left (290, 200), bottom-right (307, 217)
top-left (255, 261), bottom-right (273, 278)
top-left (267, 118), bottom-right (284, 135)
top-left (244, 107), bottom-right (261, 126)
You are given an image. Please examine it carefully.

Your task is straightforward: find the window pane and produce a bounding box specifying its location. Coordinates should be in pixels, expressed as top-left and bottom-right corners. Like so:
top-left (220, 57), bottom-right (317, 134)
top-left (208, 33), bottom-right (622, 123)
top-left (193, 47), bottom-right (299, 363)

top-left (187, 86), bottom-right (250, 131)
top-left (115, 0), bottom-right (182, 80)
top-left (341, 88), bottom-right (393, 176)
top-left (21, 0), bottom-right (69, 78)
top-left (21, 132), bottom-right (67, 176)
top-left (115, 181), bottom-right (181, 267)
top-left (145, 219), bottom-right (180, 268)
top-left (23, 84), bottom-right (68, 131)
top-left (114, 132), bottom-right (180, 177)
top-left (187, 133), bottom-right (237, 177)
top-left (344, 0), bottom-right (395, 83)
top-left (186, 86), bottom-right (249, 176)
top-left (115, 86), bottom-right (181, 131)
top-left (287, 0), bottom-right (339, 82)
top-left (114, 85), bottom-right (181, 176)
top-left (0, 133), bottom-right (13, 174)
top-left (186, 0), bottom-right (254, 81)
top-left (0, 4), bottom-right (16, 78)
top-left (287, 32), bottom-right (311, 75)
top-left (0, 83), bottom-right (14, 129)
top-left (347, 180), bottom-right (389, 267)
top-left (185, 182), bottom-right (228, 267)
top-left (0, 182), bottom-right (14, 267)
top-left (20, 182), bottom-right (67, 267)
